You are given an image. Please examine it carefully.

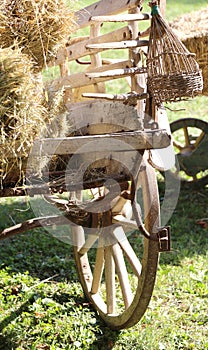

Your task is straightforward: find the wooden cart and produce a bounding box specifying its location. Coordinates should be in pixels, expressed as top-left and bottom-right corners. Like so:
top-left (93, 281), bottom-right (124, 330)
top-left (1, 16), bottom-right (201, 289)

top-left (0, 0), bottom-right (173, 330)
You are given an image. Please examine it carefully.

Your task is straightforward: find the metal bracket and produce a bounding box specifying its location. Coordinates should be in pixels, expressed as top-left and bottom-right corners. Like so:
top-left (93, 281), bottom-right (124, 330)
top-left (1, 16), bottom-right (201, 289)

top-left (157, 226), bottom-right (171, 252)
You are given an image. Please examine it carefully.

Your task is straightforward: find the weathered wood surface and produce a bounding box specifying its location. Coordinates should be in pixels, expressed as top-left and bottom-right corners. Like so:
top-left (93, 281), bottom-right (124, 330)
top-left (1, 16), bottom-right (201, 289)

top-left (51, 26), bottom-right (132, 65)
top-left (159, 0), bottom-right (166, 17)
top-left (0, 210), bottom-right (90, 241)
top-left (0, 216), bottom-right (70, 241)
top-left (85, 66), bottom-right (146, 79)
top-left (66, 100), bottom-right (143, 134)
top-left (32, 130), bottom-right (170, 156)
top-left (81, 92), bottom-right (148, 104)
top-left (90, 13), bottom-right (150, 22)
top-left (51, 60), bottom-right (133, 91)
top-left (75, 0), bottom-right (142, 29)
top-left (86, 40), bottom-right (149, 50)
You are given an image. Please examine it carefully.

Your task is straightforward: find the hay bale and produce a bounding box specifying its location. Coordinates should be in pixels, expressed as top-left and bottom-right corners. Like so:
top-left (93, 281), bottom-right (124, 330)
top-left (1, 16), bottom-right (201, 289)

top-left (0, 47), bottom-right (47, 185)
top-left (0, 48), bottom-right (71, 186)
top-left (170, 8), bottom-right (208, 96)
top-left (0, 0), bottom-right (76, 71)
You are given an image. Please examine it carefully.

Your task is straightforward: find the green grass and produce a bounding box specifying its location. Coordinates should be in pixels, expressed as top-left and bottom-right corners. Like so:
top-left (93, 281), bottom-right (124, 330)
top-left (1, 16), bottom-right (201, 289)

top-left (1, 0), bottom-right (208, 349)
top-left (165, 0), bottom-right (207, 21)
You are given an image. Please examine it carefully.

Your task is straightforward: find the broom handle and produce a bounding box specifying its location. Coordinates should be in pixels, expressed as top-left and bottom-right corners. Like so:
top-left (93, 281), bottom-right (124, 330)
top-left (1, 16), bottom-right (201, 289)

top-left (159, 0), bottom-right (166, 17)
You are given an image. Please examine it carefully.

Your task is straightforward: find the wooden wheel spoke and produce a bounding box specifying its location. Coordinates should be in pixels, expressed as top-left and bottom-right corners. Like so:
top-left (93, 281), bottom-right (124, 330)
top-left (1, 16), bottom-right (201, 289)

top-left (78, 233), bottom-right (99, 255)
top-left (105, 246), bottom-right (116, 314)
top-left (72, 226), bottom-right (85, 250)
top-left (183, 126), bottom-right (190, 147)
top-left (111, 243), bottom-right (133, 309)
top-left (173, 140), bottom-right (184, 151)
top-left (91, 239), bottom-right (105, 294)
top-left (112, 226), bottom-right (142, 278)
top-left (112, 214), bottom-right (137, 231)
top-left (193, 131), bottom-right (205, 149)
top-left (73, 161), bottom-right (160, 329)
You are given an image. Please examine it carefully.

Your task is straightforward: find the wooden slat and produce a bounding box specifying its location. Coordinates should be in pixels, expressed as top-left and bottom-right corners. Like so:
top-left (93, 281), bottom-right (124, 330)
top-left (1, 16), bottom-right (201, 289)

top-left (82, 92), bottom-right (148, 102)
top-left (51, 26), bottom-right (132, 65)
top-left (32, 129), bottom-right (171, 156)
top-left (86, 40), bottom-right (149, 50)
top-left (76, 0), bottom-right (142, 29)
top-left (90, 13), bottom-right (150, 22)
top-left (85, 66), bottom-right (146, 79)
top-left (50, 60), bottom-right (133, 90)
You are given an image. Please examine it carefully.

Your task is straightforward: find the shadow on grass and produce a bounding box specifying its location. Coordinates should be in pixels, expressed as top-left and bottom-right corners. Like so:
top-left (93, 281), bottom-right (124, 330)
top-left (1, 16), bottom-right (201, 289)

top-left (0, 294), bottom-right (35, 349)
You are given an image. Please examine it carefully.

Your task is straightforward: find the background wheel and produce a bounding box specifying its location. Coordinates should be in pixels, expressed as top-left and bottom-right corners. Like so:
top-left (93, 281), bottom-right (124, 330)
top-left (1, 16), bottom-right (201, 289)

top-left (170, 118), bottom-right (208, 184)
top-left (72, 162), bottom-right (160, 330)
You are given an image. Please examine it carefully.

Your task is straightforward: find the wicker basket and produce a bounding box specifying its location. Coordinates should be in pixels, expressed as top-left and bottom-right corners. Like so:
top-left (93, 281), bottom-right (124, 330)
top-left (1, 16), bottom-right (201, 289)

top-left (147, 2), bottom-right (203, 105)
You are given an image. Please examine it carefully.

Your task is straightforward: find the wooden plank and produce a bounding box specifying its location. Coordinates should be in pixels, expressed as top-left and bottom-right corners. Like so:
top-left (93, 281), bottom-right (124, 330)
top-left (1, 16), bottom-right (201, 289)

top-left (75, 0), bottom-right (142, 29)
top-left (32, 129), bottom-right (171, 156)
top-left (52, 26), bottom-right (132, 65)
top-left (86, 40), bottom-right (149, 50)
top-left (90, 13), bottom-right (150, 22)
top-left (65, 100), bottom-right (143, 134)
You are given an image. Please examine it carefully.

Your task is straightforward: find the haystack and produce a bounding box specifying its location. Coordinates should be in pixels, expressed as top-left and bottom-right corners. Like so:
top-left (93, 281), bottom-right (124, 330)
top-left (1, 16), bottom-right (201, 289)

top-left (0, 1), bottom-right (76, 186)
top-left (0, 0), bottom-right (76, 71)
top-left (0, 47), bottom-right (71, 186)
top-left (170, 7), bottom-right (208, 96)
top-left (0, 47), bottom-right (48, 186)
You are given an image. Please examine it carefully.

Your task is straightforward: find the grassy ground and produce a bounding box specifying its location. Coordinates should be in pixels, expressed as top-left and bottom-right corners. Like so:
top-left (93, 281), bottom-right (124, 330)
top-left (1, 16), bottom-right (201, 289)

top-left (1, 0), bottom-right (208, 349)
top-left (0, 187), bottom-right (207, 350)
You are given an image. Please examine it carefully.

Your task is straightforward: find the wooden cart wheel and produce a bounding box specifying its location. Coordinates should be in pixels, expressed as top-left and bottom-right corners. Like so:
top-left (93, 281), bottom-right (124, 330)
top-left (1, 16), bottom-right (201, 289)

top-left (72, 161), bottom-right (160, 330)
top-left (170, 118), bottom-right (208, 183)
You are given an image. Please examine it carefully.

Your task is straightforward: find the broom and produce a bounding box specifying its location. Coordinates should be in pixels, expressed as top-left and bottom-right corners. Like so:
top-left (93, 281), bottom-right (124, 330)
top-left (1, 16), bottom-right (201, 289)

top-left (147, 1), bottom-right (203, 105)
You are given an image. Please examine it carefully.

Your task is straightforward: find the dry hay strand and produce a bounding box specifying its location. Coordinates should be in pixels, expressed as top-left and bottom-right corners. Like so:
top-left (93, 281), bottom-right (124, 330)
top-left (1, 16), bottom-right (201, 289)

top-left (0, 0), bottom-right (76, 71)
top-left (0, 46), bottom-right (47, 186)
top-left (170, 7), bottom-right (208, 96)
top-left (147, 1), bottom-right (203, 105)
